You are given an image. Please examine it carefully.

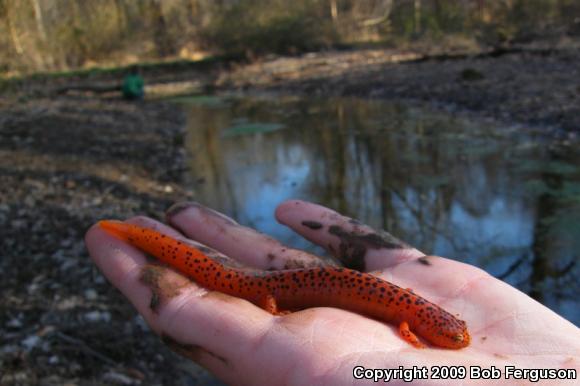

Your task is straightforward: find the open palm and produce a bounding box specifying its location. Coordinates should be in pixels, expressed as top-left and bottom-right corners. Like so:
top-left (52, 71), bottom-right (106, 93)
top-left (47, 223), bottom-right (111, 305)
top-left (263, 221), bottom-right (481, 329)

top-left (85, 200), bottom-right (579, 385)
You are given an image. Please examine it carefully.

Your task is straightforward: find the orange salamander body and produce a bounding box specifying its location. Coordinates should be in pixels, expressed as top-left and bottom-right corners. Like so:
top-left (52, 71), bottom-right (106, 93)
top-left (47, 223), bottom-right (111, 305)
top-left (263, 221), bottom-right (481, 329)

top-left (98, 220), bottom-right (470, 349)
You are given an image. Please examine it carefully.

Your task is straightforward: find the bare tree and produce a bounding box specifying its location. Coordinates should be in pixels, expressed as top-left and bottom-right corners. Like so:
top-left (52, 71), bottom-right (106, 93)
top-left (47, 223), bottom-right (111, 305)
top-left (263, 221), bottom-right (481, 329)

top-left (149, 0), bottom-right (176, 56)
top-left (329, 0), bottom-right (338, 23)
top-left (31, 0), bottom-right (46, 41)
top-left (1, 0), bottom-right (24, 55)
top-left (414, 0), bottom-right (421, 35)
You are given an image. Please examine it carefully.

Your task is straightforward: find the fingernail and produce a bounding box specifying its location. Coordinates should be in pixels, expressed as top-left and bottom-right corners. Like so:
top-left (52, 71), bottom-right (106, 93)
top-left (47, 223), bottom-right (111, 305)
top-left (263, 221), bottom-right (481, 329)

top-left (202, 206), bottom-right (239, 226)
top-left (165, 201), bottom-right (197, 219)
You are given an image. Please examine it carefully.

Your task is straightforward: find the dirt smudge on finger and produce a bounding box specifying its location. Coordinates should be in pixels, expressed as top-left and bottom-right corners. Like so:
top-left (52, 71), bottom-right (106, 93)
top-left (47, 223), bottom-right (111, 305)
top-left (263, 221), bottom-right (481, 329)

top-left (161, 333), bottom-right (229, 367)
top-left (139, 264), bottom-right (191, 313)
top-left (348, 218), bottom-right (362, 225)
top-left (281, 257), bottom-right (328, 269)
top-left (194, 244), bottom-right (248, 269)
top-left (417, 256), bottom-right (433, 266)
top-left (327, 225), bottom-right (410, 271)
top-left (301, 220), bottom-right (323, 230)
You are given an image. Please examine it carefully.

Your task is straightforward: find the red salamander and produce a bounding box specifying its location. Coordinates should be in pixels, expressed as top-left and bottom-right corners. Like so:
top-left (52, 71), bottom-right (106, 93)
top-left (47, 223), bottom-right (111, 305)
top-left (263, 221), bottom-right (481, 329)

top-left (99, 220), bottom-right (471, 349)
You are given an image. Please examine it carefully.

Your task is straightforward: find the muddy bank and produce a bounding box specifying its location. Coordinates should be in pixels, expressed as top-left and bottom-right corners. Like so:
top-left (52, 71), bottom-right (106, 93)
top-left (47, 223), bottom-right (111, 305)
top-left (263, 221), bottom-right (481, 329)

top-left (217, 44), bottom-right (580, 136)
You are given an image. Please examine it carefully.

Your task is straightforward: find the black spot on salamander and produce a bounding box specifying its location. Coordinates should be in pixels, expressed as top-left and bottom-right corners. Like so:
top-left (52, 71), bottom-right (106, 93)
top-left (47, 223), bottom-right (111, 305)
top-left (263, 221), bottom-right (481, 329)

top-left (301, 220), bottom-right (324, 230)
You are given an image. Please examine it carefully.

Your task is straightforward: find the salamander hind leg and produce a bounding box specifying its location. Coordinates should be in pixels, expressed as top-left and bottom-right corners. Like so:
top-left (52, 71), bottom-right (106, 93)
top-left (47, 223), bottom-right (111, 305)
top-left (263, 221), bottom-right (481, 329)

top-left (399, 321), bottom-right (426, 349)
top-left (256, 294), bottom-right (291, 316)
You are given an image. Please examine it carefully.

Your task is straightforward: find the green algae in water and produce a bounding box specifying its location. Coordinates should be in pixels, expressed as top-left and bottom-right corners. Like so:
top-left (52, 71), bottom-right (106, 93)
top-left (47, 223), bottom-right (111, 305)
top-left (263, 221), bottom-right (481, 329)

top-left (169, 95), bottom-right (227, 107)
top-left (222, 122), bottom-right (285, 137)
top-left (417, 175), bottom-right (450, 188)
top-left (516, 159), bottom-right (579, 175)
top-left (524, 180), bottom-right (580, 198)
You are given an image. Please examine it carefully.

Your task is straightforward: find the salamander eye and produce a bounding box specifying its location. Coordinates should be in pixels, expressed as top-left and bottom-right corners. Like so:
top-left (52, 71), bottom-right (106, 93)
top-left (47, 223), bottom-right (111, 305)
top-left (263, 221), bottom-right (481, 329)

top-left (453, 333), bottom-right (464, 343)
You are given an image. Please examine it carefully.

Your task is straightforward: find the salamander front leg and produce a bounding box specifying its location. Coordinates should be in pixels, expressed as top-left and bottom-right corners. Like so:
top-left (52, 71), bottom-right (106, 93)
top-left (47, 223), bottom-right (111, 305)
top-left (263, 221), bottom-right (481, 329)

top-left (257, 294), bottom-right (291, 316)
top-left (399, 321), bottom-right (426, 349)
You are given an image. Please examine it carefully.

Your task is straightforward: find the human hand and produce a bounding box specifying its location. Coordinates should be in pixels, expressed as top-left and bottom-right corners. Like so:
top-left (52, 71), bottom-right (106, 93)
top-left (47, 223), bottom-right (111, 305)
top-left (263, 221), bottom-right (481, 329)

top-left (85, 200), bottom-right (580, 385)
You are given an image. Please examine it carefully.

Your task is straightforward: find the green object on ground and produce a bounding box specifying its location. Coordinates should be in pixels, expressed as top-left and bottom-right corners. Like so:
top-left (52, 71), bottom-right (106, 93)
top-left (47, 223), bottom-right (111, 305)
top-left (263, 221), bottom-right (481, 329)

top-left (122, 73), bottom-right (144, 100)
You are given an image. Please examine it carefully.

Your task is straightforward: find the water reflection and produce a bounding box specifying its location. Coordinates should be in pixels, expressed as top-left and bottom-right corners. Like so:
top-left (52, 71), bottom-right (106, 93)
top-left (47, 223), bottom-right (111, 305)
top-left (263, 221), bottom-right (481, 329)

top-left (182, 95), bottom-right (580, 325)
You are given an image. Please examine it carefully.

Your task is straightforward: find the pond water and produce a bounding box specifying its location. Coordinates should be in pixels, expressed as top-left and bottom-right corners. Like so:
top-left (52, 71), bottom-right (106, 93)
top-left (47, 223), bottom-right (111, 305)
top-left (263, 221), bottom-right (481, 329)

top-left (178, 94), bottom-right (580, 325)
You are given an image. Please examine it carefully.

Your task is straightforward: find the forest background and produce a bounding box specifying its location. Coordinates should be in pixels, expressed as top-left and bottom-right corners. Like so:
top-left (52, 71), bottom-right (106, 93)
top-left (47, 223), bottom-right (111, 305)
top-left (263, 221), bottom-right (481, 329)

top-left (2, 0), bottom-right (579, 76)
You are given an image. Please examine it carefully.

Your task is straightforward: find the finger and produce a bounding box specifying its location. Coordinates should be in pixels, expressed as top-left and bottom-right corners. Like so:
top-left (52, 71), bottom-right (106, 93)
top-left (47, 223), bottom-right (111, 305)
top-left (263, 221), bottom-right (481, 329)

top-left (275, 200), bottom-right (424, 271)
top-left (377, 254), bottom-right (489, 304)
top-left (166, 202), bottom-right (329, 270)
top-left (85, 218), bottom-right (275, 383)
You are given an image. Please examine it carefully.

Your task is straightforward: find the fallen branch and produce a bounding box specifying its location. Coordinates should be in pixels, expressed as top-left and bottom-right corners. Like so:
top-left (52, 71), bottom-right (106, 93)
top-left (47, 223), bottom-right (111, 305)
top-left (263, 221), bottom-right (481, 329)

top-left (54, 331), bottom-right (117, 367)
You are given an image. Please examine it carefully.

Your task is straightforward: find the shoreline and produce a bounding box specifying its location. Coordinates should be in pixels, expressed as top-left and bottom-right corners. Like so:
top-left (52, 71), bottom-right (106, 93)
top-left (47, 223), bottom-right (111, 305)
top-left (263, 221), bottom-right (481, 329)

top-left (215, 45), bottom-right (580, 138)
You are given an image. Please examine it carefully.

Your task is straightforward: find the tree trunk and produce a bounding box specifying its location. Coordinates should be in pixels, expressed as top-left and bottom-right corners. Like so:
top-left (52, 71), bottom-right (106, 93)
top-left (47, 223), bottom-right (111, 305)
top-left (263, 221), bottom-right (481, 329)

top-left (31, 0), bottom-right (46, 41)
top-left (114, 0), bottom-right (128, 35)
top-left (150, 0), bottom-right (175, 57)
top-left (414, 0), bottom-right (421, 35)
top-left (5, 0), bottom-right (23, 55)
top-left (187, 0), bottom-right (197, 24)
top-left (329, 0), bottom-right (338, 23)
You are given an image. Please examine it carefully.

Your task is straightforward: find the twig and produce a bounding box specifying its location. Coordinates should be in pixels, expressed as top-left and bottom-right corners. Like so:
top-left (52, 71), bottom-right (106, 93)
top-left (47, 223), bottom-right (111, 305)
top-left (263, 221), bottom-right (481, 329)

top-left (54, 331), bottom-right (117, 367)
top-left (497, 253), bottom-right (529, 280)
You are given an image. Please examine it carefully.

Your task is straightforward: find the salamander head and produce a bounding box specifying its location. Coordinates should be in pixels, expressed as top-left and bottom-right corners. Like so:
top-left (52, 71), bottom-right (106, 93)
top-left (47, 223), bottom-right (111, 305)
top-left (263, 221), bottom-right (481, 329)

top-left (434, 318), bottom-right (471, 349)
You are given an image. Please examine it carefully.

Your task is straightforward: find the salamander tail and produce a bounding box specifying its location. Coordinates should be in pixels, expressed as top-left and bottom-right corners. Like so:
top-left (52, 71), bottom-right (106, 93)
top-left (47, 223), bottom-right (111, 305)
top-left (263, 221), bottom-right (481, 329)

top-left (98, 220), bottom-right (132, 242)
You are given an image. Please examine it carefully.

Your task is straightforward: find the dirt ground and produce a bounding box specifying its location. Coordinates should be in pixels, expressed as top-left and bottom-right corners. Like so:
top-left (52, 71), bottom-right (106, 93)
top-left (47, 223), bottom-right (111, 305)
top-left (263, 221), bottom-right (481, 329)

top-left (0, 96), bottom-right (217, 385)
top-left (1, 41), bottom-right (579, 385)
